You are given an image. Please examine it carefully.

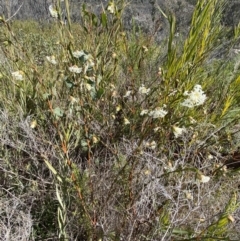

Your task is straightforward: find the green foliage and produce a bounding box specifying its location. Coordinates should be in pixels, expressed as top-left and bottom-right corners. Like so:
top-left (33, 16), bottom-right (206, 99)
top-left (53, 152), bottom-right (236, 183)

top-left (0, 0), bottom-right (240, 240)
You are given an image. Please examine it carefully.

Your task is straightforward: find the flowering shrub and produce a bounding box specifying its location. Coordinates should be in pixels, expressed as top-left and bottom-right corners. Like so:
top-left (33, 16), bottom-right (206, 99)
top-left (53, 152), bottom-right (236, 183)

top-left (181, 84), bottom-right (207, 108)
top-left (0, 0), bottom-right (240, 240)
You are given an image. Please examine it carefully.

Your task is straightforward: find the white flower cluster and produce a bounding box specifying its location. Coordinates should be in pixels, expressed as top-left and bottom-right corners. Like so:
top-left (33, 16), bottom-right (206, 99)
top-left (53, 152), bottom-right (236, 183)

top-left (49, 5), bottom-right (58, 18)
top-left (198, 174), bottom-right (210, 183)
top-left (72, 50), bottom-right (95, 72)
top-left (173, 125), bottom-right (186, 138)
top-left (139, 84), bottom-right (150, 95)
top-left (46, 55), bottom-right (57, 65)
top-left (12, 71), bottom-right (24, 81)
top-left (72, 50), bottom-right (86, 59)
top-left (144, 140), bottom-right (157, 150)
top-left (68, 65), bottom-right (82, 73)
top-left (149, 107), bottom-right (168, 118)
top-left (123, 84), bottom-right (150, 98)
top-left (73, 50), bottom-right (93, 61)
top-left (123, 90), bottom-right (132, 98)
top-left (107, 2), bottom-right (115, 14)
top-left (181, 84), bottom-right (206, 108)
top-left (140, 106), bottom-right (168, 119)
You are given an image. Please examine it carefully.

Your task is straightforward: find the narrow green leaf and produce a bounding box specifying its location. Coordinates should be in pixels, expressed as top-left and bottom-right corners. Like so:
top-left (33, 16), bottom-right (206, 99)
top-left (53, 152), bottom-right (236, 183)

top-left (56, 185), bottom-right (64, 209)
top-left (44, 159), bottom-right (57, 175)
top-left (101, 12), bottom-right (108, 28)
top-left (92, 13), bottom-right (98, 27)
top-left (172, 228), bottom-right (192, 235)
top-left (156, 5), bottom-right (168, 19)
top-left (43, 159), bottom-right (62, 183)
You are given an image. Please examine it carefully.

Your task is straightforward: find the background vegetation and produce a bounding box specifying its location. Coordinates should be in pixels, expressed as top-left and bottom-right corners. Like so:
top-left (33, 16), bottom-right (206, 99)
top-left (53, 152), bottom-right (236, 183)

top-left (1, 0), bottom-right (240, 240)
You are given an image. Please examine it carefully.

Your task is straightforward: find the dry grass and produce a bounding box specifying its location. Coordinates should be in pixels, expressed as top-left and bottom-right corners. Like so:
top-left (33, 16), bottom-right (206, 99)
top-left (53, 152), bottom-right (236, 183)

top-left (0, 0), bottom-right (240, 240)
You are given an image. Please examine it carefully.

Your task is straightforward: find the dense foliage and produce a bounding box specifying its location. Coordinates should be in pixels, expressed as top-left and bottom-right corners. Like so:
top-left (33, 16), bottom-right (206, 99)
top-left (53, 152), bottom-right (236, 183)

top-left (1, 0), bottom-right (240, 240)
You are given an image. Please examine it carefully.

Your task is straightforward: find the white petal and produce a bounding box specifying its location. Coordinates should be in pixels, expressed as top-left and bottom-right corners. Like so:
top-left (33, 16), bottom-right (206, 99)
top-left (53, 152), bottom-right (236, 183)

top-left (200, 174), bottom-right (210, 183)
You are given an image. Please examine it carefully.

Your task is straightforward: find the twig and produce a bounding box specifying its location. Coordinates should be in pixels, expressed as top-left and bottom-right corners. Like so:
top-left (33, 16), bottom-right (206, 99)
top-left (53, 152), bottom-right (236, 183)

top-left (5, 2), bottom-right (24, 22)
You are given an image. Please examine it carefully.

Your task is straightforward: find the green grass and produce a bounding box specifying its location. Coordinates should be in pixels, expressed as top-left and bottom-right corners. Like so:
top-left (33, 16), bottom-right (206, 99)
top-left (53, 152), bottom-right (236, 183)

top-left (0, 0), bottom-right (240, 240)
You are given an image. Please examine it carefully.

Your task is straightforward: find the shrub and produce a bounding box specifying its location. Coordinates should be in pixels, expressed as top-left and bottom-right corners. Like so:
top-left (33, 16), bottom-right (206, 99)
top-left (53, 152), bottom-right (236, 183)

top-left (0, 0), bottom-right (240, 240)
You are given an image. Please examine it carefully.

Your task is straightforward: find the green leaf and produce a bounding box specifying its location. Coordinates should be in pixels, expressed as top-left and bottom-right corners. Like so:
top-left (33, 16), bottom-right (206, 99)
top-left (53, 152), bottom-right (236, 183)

top-left (43, 92), bottom-right (52, 100)
top-left (172, 228), bottom-right (192, 235)
top-left (83, 26), bottom-right (89, 33)
top-left (96, 88), bottom-right (104, 99)
top-left (101, 12), bottom-right (108, 28)
top-left (81, 139), bottom-right (88, 147)
top-left (81, 139), bottom-right (88, 151)
top-left (43, 159), bottom-right (62, 183)
top-left (53, 107), bottom-right (64, 118)
top-left (65, 78), bottom-right (74, 89)
top-left (56, 185), bottom-right (64, 209)
top-left (97, 50), bottom-right (104, 58)
top-left (92, 13), bottom-right (98, 27)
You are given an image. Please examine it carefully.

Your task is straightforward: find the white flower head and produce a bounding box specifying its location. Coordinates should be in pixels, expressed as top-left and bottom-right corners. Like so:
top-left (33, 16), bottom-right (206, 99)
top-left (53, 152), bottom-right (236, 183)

top-left (208, 154), bottom-right (214, 160)
top-left (144, 169), bottom-right (151, 175)
top-left (173, 125), bottom-right (186, 138)
top-left (181, 84), bottom-right (207, 108)
top-left (149, 141), bottom-right (157, 150)
top-left (153, 127), bottom-right (160, 132)
top-left (46, 55), bottom-right (57, 65)
top-left (124, 117), bottom-right (130, 125)
top-left (110, 84), bottom-right (115, 90)
top-left (69, 65), bottom-right (82, 73)
top-left (142, 45), bottom-right (148, 52)
top-left (189, 116), bottom-right (197, 124)
top-left (140, 109), bottom-right (149, 116)
top-left (184, 191), bottom-right (193, 200)
top-left (228, 215), bottom-right (235, 223)
top-left (85, 83), bottom-right (92, 91)
top-left (12, 70), bottom-right (24, 81)
top-left (49, 5), bottom-right (58, 18)
top-left (111, 90), bottom-right (118, 98)
top-left (72, 50), bottom-right (85, 58)
top-left (148, 106), bottom-right (168, 118)
top-left (116, 105), bottom-right (122, 112)
top-left (84, 59), bottom-right (95, 72)
top-left (107, 2), bottom-right (115, 14)
top-left (73, 50), bottom-right (93, 63)
top-left (123, 90), bottom-right (132, 98)
top-left (144, 140), bottom-right (157, 150)
top-left (199, 174), bottom-right (210, 183)
top-left (30, 120), bottom-right (37, 129)
top-left (92, 135), bottom-right (99, 144)
top-left (158, 67), bottom-right (163, 76)
top-left (84, 53), bottom-right (93, 62)
top-left (139, 84), bottom-right (150, 95)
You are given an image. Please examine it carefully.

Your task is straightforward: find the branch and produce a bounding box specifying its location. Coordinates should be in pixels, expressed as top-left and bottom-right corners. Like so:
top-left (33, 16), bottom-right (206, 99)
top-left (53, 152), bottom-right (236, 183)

top-left (6, 2), bottom-right (24, 22)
